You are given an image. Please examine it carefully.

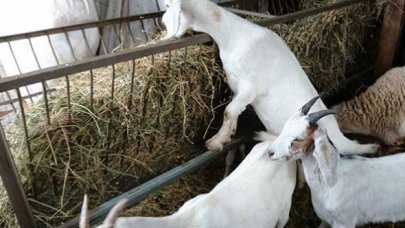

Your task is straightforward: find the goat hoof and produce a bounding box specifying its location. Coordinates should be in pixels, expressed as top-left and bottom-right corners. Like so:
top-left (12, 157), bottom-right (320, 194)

top-left (393, 139), bottom-right (405, 147)
top-left (357, 143), bottom-right (380, 154)
top-left (206, 139), bottom-right (224, 151)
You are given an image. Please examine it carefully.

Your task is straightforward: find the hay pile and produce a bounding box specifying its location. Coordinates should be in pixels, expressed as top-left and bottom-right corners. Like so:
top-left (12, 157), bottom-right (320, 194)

top-left (0, 38), bottom-right (225, 227)
top-left (269, 0), bottom-right (386, 91)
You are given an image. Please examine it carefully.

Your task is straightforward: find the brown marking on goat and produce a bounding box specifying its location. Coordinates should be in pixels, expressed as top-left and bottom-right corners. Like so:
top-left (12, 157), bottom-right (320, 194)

top-left (224, 111), bottom-right (231, 121)
top-left (207, 3), bottom-right (221, 22)
top-left (290, 125), bottom-right (317, 154)
top-left (320, 140), bottom-right (331, 167)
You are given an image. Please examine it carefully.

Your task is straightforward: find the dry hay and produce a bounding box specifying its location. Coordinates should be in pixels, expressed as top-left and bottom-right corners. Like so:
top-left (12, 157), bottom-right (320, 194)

top-left (0, 36), bottom-right (225, 227)
top-left (0, 0), bottom-right (392, 227)
top-left (123, 164), bottom-right (224, 217)
top-left (268, 0), bottom-right (387, 91)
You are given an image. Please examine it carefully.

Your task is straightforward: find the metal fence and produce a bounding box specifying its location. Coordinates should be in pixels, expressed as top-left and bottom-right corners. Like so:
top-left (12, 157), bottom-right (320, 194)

top-left (0, 0), bottom-right (369, 227)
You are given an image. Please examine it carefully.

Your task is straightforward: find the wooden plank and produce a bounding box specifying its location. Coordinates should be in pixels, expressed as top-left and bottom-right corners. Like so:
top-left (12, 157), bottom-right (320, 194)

top-left (0, 125), bottom-right (36, 228)
top-left (59, 136), bottom-right (249, 228)
top-left (375, 0), bottom-right (405, 77)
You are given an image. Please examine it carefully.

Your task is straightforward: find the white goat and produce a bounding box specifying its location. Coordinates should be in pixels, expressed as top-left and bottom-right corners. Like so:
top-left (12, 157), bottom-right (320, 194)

top-left (332, 66), bottom-right (405, 146)
top-left (79, 141), bottom-right (297, 228)
top-left (161, 0), bottom-right (378, 155)
top-left (270, 97), bottom-right (405, 228)
top-left (0, 0), bottom-right (99, 112)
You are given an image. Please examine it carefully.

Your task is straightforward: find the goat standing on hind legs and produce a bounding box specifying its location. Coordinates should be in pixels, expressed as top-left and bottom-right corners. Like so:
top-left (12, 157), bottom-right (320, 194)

top-left (162, 0), bottom-right (379, 154)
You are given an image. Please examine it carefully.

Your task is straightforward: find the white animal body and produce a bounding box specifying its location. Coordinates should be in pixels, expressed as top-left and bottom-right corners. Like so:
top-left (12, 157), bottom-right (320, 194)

top-left (0, 0), bottom-right (99, 109)
top-left (80, 141), bottom-right (297, 228)
top-left (162, 0), bottom-right (379, 155)
top-left (270, 97), bottom-right (405, 228)
top-left (333, 66), bottom-right (405, 146)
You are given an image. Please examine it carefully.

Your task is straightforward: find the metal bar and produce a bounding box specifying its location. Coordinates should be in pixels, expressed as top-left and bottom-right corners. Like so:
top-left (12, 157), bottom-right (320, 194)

top-left (256, 0), bottom-right (367, 26)
top-left (110, 65), bottom-right (116, 111)
top-left (139, 18), bottom-right (149, 42)
top-left (0, 12), bottom-right (164, 43)
top-left (80, 27), bottom-right (94, 57)
top-left (7, 41), bottom-right (22, 74)
top-left (41, 80), bottom-right (51, 125)
top-left (0, 125), bottom-right (36, 228)
top-left (0, 34), bottom-right (212, 92)
top-left (0, 0), bottom-right (367, 93)
top-left (59, 136), bottom-right (248, 228)
top-left (16, 88), bottom-right (36, 198)
top-left (0, 89), bottom-right (56, 107)
top-left (45, 32), bottom-right (60, 65)
top-left (89, 70), bottom-right (94, 111)
top-left (26, 36), bottom-right (41, 69)
top-left (0, 1), bottom-right (238, 43)
top-left (127, 60), bottom-right (136, 110)
top-left (0, 0), bottom-right (364, 92)
top-left (63, 30), bottom-right (78, 61)
top-left (126, 22), bottom-right (136, 44)
top-left (65, 76), bottom-right (71, 122)
top-left (226, 7), bottom-right (275, 18)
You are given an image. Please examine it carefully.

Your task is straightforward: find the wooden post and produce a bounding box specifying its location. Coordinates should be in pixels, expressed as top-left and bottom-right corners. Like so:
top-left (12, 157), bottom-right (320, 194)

top-left (375, 0), bottom-right (405, 77)
top-left (0, 125), bottom-right (36, 228)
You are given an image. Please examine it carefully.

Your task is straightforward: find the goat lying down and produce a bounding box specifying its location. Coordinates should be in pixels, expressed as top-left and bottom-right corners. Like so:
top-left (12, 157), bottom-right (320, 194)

top-left (269, 97), bottom-right (405, 228)
top-left (162, 0), bottom-right (379, 155)
top-left (80, 142), bottom-right (297, 228)
top-left (333, 66), bottom-right (405, 146)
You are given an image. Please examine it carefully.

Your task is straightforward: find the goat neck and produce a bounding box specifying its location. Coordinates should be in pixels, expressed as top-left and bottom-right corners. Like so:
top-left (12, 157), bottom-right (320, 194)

top-left (186, 0), bottom-right (262, 50)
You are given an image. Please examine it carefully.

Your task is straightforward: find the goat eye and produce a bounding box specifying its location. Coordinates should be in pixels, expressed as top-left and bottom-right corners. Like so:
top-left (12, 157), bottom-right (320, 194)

top-left (166, 4), bottom-right (170, 8)
top-left (293, 138), bottom-right (304, 143)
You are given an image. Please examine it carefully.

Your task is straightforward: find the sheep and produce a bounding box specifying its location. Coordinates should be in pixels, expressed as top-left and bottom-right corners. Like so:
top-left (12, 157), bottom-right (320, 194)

top-left (79, 141), bottom-right (297, 228)
top-left (269, 96), bottom-right (405, 228)
top-left (332, 66), bottom-right (405, 146)
top-left (162, 0), bottom-right (379, 155)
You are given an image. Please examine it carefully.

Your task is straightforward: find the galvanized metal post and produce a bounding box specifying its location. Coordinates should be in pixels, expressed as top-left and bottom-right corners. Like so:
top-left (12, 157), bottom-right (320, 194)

top-left (0, 125), bottom-right (36, 228)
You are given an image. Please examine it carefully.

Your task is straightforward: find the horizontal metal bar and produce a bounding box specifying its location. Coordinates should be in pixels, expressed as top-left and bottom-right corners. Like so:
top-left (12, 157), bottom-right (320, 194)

top-left (59, 136), bottom-right (249, 228)
top-left (226, 7), bottom-right (275, 18)
top-left (0, 34), bottom-right (212, 92)
top-left (257, 0), bottom-right (367, 26)
top-left (0, 88), bottom-right (57, 107)
top-left (0, 12), bottom-right (164, 43)
top-left (0, 0), bottom-right (366, 92)
top-left (0, 1), bottom-right (238, 43)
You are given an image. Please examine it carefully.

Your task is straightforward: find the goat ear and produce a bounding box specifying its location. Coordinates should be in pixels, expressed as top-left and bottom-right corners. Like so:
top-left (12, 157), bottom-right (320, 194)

top-left (162, 1), bottom-right (183, 39)
top-left (79, 195), bottom-right (90, 228)
top-left (102, 198), bottom-right (128, 226)
top-left (313, 130), bottom-right (339, 187)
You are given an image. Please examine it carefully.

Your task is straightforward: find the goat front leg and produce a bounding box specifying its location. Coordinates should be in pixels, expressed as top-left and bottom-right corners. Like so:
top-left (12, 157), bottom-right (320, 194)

top-left (206, 83), bottom-right (256, 151)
